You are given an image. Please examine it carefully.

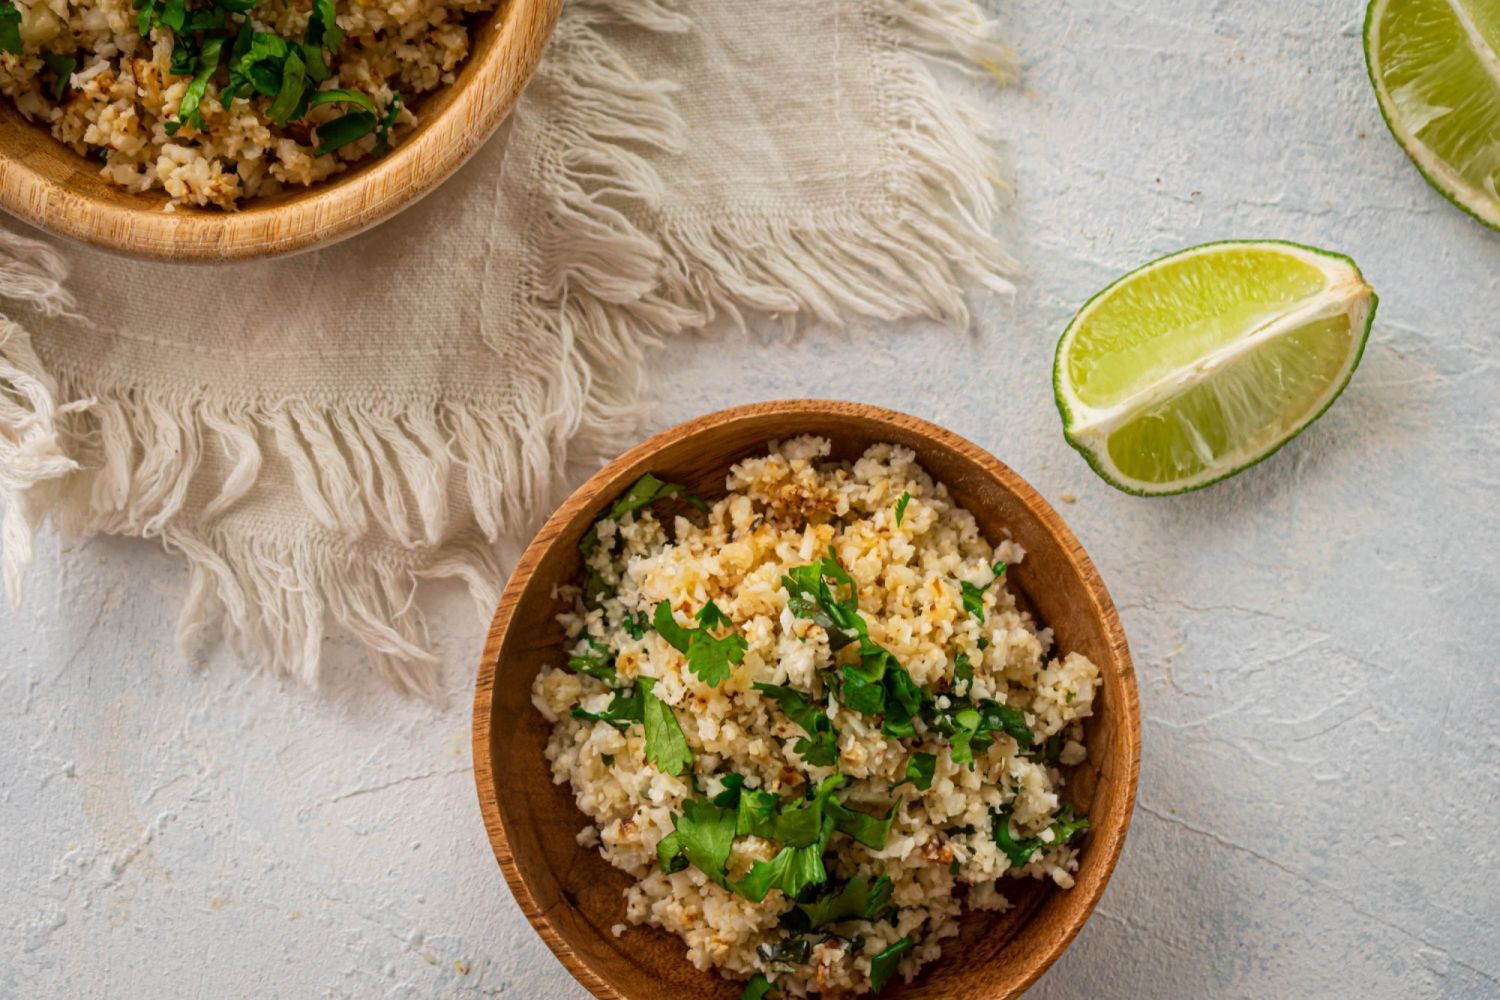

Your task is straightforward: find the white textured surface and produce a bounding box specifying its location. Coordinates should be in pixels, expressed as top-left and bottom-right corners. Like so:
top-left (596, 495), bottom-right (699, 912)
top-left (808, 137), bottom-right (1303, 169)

top-left (5, 0), bottom-right (1499, 996)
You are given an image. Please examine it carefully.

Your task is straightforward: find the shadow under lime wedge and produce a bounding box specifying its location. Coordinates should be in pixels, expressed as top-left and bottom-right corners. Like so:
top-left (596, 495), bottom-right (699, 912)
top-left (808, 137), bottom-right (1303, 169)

top-left (1365, 0), bottom-right (1500, 232)
top-left (1053, 241), bottom-right (1377, 497)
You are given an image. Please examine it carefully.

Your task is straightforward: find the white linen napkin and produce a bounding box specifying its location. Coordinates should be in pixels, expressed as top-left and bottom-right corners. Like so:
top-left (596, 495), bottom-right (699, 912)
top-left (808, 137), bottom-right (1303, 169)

top-left (0, 0), bottom-right (1013, 695)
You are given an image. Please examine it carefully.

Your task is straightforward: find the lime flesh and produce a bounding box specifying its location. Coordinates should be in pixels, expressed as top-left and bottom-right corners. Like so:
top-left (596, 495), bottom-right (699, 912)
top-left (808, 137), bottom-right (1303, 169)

top-left (1366, 0), bottom-right (1500, 231)
top-left (1054, 241), bottom-right (1377, 496)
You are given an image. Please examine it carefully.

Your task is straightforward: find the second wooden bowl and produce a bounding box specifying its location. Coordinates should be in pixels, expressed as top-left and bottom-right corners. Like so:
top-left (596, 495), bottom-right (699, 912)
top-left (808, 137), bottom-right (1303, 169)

top-left (0, 0), bottom-right (561, 261)
top-left (473, 400), bottom-right (1141, 999)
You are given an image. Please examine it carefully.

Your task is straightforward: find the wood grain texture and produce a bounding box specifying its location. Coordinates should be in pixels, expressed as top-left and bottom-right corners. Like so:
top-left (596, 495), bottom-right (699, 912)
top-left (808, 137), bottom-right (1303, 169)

top-left (0, 0), bottom-right (560, 262)
top-left (472, 400), bottom-right (1142, 1000)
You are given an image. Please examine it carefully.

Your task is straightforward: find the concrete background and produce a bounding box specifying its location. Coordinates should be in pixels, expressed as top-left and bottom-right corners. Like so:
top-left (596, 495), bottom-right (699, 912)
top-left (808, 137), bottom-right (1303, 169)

top-left (4, 0), bottom-right (1498, 997)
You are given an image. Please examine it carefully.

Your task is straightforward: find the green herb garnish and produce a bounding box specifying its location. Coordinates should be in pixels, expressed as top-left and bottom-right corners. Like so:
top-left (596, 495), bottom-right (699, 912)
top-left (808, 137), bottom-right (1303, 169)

top-left (601, 754), bottom-right (614, 767)
top-left (795, 874), bottom-right (892, 929)
top-left (732, 813), bottom-right (834, 902)
top-left (894, 491), bottom-right (910, 527)
top-left (42, 52), bottom-right (76, 100)
top-left (639, 677), bottom-right (692, 777)
top-left (952, 652), bottom-right (974, 697)
top-left (621, 610), bottom-right (649, 640)
top-left (740, 974), bottom-right (778, 1000)
top-left (166, 35), bottom-right (224, 134)
top-left (653, 599), bottom-right (748, 687)
top-left (577, 473), bottom-right (707, 611)
top-left (569, 686), bottom-right (643, 730)
top-left (991, 804), bottom-right (1089, 869)
top-left (755, 683), bottom-right (839, 766)
top-left (301, 0), bottom-right (342, 81)
top-left (0, 2), bottom-right (23, 55)
top-left (959, 560), bottom-right (1009, 623)
top-left (869, 936), bottom-right (913, 992)
top-left (757, 936), bottom-right (811, 967)
top-left (894, 752), bottom-right (936, 791)
top-left (827, 799), bottom-right (898, 849)
top-left (565, 638), bottom-right (615, 682)
top-left (781, 549), bottom-right (928, 736)
top-left (655, 797), bottom-right (735, 885)
top-left (307, 87), bottom-right (376, 153)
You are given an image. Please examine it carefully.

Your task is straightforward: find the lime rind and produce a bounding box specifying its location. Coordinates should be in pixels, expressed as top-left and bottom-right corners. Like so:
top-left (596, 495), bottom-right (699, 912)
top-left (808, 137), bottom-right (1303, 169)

top-left (1053, 241), bottom-right (1378, 498)
top-left (1364, 0), bottom-right (1500, 234)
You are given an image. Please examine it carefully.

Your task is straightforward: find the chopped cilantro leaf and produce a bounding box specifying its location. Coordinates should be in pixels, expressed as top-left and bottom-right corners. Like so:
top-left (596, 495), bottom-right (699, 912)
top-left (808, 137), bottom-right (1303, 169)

top-left (711, 773), bottom-right (747, 807)
top-left (827, 799), bottom-right (898, 849)
top-left (991, 806), bottom-right (1038, 868)
top-left (605, 473), bottom-right (709, 521)
top-left (167, 35), bottom-right (224, 135)
top-left (639, 677), bottom-right (692, 777)
top-left (781, 551), bottom-right (929, 733)
top-left (991, 803), bottom-right (1087, 869)
top-left (953, 652), bottom-right (974, 697)
top-left (959, 561), bottom-right (1009, 623)
top-left (656, 797), bottom-right (735, 884)
top-left (569, 686), bottom-right (642, 730)
top-left (0, 2), bottom-right (22, 55)
top-left (621, 610), bottom-right (649, 640)
top-left (894, 491), bottom-right (910, 527)
top-left (565, 638), bottom-right (615, 682)
top-left (768, 775), bottom-right (843, 847)
top-left (757, 936), bottom-right (811, 966)
top-left (795, 874), bottom-right (892, 929)
top-left (756, 683), bottom-right (839, 766)
top-left (869, 936), bottom-right (913, 992)
top-left (894, 752), bottom-right (936, 791)
top-left (735, 787), bottom-right (779, 838)
top-left (42, 52), bottom-right (75, 100)
top-left (1048, 803), bottom-right (1091, 847)
top-left (732, 814), bottom-right (834, 903)
top-left (652, 600), bottom-right (748, 687)
top-left (581, 568), bottom-right (612, 611)
top-left (740, 974), bottom-right (778, 1000)
top-left (652, 600), bottom-right (693, 652)
top-left (601, 754), bottom-right (614, 768)
top-left (927, 696), bottom-right (1034, 766)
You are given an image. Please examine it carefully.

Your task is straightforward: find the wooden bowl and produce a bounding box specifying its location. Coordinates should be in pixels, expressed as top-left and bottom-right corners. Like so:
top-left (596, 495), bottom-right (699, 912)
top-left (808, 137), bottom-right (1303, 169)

top-left (472, 400), bottom-right (1141, 999)
top-left (0, 0), bottom-right (561, 262)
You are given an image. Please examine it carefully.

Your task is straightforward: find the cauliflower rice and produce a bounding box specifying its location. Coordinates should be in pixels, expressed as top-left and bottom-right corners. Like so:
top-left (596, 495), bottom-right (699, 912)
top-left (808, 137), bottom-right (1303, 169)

top-left (0, 0), bottom-right (495, 207)
top-left (532, 438), bottom-right (1102, 997)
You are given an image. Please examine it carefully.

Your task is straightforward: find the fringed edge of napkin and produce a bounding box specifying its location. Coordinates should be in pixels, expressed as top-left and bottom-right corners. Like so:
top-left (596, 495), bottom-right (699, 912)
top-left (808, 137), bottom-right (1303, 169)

top-left (1, 0), bottom-right (1018, 697)
top-left (532, 0), bottom-right (1018, 350)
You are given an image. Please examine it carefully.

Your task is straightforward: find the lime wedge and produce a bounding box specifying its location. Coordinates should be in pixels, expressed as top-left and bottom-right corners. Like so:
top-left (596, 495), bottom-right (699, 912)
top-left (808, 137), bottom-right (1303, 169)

top-left (1365, 0), bottom-right (1500, 231)
top-left (1054, 241), bottom-right (1378, 496)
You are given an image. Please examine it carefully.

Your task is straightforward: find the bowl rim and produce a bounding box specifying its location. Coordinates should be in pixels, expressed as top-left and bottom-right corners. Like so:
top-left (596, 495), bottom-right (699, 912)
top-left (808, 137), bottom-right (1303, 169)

top-left (471, 398), bottom-right (1142, 1000)
top-left (0, 0), bottom-right (563, 263)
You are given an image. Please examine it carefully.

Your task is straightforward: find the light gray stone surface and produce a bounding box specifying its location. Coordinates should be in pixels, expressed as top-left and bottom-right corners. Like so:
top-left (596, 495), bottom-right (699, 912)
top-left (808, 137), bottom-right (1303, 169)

top-left (4, 0), bottom-right (1498, 997)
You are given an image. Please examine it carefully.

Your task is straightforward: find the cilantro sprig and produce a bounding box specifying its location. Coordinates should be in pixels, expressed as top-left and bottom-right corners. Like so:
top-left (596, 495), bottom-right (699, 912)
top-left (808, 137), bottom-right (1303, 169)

top-left (756, 683), bottom-right (839, 766)
top-left (893, 491), bottom-right (910, 527)
top-left (990, 803), bottom-right (1090, 869)
top-left (793, 874), bottom-right (892, 929)
top-left (780, 549), bottom-right (928, 738)
top-left (869, 936), bottom-right (913, 992)
top-left (569, 676), bottom-right (693, 776)
top-left (657, 773), bottom-right (899, 907)
top-left (959, 560), bottom-right (1009, 623)
top-left (41, 52), bottom-right (76, 100)
top-left (740, 975), bottom-right (778, 1000)
top-left (928, 697), bottom-right (1033, 765)
top-left (578, 472), bottom-right (707, 611)
top-left (0, 2), bottom-right (23, 55)
top-left (893, 751), bottom-right (936, 791)
top-left (653, 599), bottom-right (748, 687)
top-left (564, 638), bottom-right (615, 682)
